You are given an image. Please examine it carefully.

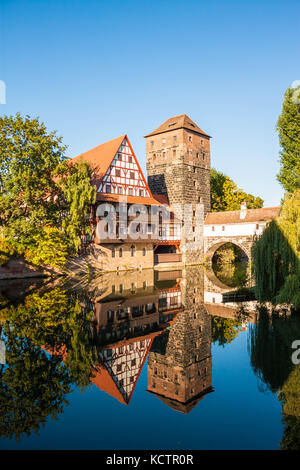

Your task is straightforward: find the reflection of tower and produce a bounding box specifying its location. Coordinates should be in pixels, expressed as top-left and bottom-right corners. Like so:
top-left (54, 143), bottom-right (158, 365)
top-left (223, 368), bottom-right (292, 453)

top-left (147, 267), bottom-right (213, 413)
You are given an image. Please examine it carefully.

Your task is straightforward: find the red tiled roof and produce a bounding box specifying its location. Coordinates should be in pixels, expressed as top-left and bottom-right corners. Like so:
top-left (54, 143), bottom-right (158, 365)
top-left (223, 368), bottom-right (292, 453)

top-left (70, 135), bottom-right (126, 186)
top-left (144, 114), bottom-right (211, 138)
top-left (96, 193), bottom-right (165, 206)
top-left (91, 365), bottom-right (128, 405)
top-left (204, 207), bottom-right (281, 225)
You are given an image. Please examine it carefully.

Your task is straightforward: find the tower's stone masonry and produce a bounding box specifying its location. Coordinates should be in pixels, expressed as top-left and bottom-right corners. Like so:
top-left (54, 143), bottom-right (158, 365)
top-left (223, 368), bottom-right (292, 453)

top-left (145, 115), bottom-right (211, 265)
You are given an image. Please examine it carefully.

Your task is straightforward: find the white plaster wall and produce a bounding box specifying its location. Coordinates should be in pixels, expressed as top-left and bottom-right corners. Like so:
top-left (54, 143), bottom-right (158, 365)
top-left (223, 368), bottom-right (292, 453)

top-left (203, 221), bottom-right (266, 238)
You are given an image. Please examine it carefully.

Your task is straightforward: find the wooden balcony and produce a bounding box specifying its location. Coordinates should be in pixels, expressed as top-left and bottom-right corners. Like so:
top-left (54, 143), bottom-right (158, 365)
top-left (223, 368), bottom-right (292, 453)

top-left (154, 253), bottom-right (182, 264)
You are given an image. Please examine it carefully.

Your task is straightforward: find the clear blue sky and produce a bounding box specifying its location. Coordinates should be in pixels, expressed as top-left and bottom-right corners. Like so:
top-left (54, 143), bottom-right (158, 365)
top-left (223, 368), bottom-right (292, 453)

top-left (1, 0), bottom-right (299, 206)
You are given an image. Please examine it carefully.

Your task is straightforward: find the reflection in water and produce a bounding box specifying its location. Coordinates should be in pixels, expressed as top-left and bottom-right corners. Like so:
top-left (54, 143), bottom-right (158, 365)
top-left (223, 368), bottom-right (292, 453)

top-left (147, 268), bottom-right (213, 413)
top-left (248, 308), bottom-right (300, 449)
top-left (0, 264), bottom-right (299, 447)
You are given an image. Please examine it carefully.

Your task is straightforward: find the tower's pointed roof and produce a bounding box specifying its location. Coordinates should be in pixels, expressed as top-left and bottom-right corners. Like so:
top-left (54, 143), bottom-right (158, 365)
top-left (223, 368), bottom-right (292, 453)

top-left (144, 114), bottom-right (211, 138)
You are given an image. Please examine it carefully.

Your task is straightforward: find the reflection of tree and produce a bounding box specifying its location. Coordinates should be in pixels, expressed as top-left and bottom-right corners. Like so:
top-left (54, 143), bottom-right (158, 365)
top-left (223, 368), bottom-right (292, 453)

top-left (0, 323), bottom-right (71, 441)
top-left (1, 286), bottom-right (97, 389)
top-left (211, 316), bottom-right (244, 347)
top-left (212, 244), bottom-right (248, 288)
top-left (248, 308), bottom-right (300, 393)
top-left (249, 308), bottom-right (300, 449)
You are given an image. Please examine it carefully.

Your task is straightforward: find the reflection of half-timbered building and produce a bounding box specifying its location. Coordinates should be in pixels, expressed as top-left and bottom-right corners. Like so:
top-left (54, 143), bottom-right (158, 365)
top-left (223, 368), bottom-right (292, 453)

top-left (71, 135), bottom-right (182, 271)
top-left (89, 270), bottom-right (183, 405)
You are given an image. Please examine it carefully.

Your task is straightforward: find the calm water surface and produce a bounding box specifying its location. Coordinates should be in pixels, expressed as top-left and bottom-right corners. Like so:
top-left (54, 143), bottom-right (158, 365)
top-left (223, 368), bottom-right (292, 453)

top-left (0, 266), bottom-right (298, 450)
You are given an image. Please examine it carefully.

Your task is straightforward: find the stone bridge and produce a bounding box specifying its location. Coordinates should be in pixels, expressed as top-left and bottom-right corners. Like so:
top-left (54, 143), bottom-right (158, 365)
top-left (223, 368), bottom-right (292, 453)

top-left (203, 206), bottom-right (281, 263)
top-left (204, 235), bottom-right (253, 263)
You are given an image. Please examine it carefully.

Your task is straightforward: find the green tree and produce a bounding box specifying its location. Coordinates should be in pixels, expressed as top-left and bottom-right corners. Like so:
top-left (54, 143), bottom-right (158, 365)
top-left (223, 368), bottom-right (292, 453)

top-left (58, 158), bottom-right (96, 254)
top-left (277, 85), bottom-right (300, 193)
top-left (0, 114), bottom-right (96, 267)
top-left (252, 190), bottom-right (300, 309)
top-left (0, 114), bottom-right (66, 249)
top-left (210, 168), bottom-right (264, 212)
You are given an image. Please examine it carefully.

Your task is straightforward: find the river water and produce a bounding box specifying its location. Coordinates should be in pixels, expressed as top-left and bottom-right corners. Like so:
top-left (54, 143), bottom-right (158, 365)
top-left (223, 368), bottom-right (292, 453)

top-left (0, 265), bottom-right (298, 450)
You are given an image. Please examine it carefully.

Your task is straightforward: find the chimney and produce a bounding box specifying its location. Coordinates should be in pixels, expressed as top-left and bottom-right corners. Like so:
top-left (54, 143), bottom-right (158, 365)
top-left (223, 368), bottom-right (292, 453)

top-left (240, 201), bottom-right (247, 220)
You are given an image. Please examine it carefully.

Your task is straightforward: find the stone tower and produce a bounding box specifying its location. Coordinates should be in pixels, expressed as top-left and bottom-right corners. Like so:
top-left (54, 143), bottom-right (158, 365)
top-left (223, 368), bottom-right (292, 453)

top-left (145, 114), bottom-right (211, 264)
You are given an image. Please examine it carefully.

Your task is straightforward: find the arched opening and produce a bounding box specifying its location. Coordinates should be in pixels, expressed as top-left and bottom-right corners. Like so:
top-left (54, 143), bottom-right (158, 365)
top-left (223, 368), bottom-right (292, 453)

top-left (207, 242), bottom-right (249, 288)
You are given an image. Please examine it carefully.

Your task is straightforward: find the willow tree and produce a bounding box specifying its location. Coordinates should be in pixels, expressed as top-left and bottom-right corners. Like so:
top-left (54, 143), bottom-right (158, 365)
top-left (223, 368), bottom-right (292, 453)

top-left (277, 85), bottom-right (300, 193)
top-left (252, 190), bottom-right (300, 308)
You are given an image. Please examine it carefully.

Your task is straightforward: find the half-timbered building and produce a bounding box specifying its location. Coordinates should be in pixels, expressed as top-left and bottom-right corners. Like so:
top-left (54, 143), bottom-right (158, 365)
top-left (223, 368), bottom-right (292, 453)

top-left (71, 134), bottom-right (182, 270)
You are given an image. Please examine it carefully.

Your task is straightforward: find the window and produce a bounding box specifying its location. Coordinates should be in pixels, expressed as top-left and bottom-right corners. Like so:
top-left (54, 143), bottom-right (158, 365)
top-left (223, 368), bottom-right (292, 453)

top-left (143, 281), bottom-right (147, 289)
top-left (189, 135), bottom-right (192, 142)
top-left (112, 247), bottom-right (115, 258)
top-left (112, 285), bottom-right (115, 294)
top-left (119, 284), bottom-right (123, 293)
top-left (117, 364), bottom-right (122, 372)
top-left (174, 135), bottom-right (177, 141)
top-left (131, 282), bottom-right (135, 293)
top-left (119, 247), bottom-right (123, 258)
top-left (107, 310), bottom-right (114, 322)
top-left (212, 226), bottom-right (215, 231)
top-left (106, 184), bottom-right (111, 193)
top-left (192, 226), bottom-right (195, 232)
top-left (130, 171), bottom-right (135, 179)
top-left (140, 190), bottom-right (144, 197)
top-left (128, 188), bottom-right (133, 196)
top-left (143, 247), bottom-right (146, 256)
top-left (118, 153), bottom-right (122, 161)
top-left (147, 224), bottom-right (153, 234)
top-left (222, 226), bottom-right (225, 231)
top-left (196, 152), bottom-right (199, 158)
top-left (151, 140), bottom-right (154, 147)
top-left (193, 166), bottom-right (196, 173)
top-left (162, 138), bottom-right (166, 144)
top-left (115, 169), bottom-right (121, 177)
top-left (173, 149), bottom-right (176, 158)
top-left (201, 140), bottom-right (204, 146)
top-left (128, 156), bottom-right (133, 163)
top-left (118, 186), bottom-right (122, 194)
top-left (256, 224), bottom-right (259, 230)
top-left (153, 153), bottom-right (156, 160)
top-left (131, 245), bottom-right (135, 257)
top-left (203, 153), bottom-right (205, 160)
top-left (163, 152), bottom-right (166, 158)
top-left (194, 181), bottom-right (196, 187)
top-left (131, 358), bottom-right (136, 367)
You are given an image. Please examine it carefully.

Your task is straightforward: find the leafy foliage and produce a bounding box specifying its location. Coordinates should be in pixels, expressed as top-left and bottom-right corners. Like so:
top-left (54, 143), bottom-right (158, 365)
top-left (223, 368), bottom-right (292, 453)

top-left (58, 158), bottom-right (96, 254)
top-left (211, 168), bottom-right (264, 212)
top-left (0, 114), bottom-right (96, 268)
top-left (0, 324), bottom-right (71, 441)
top-left (211, 316), bottom-right (244, 346)
top-left (252, 191), bottom-right (300, 308)
top-left (277, 86), bottom-right (300, 193)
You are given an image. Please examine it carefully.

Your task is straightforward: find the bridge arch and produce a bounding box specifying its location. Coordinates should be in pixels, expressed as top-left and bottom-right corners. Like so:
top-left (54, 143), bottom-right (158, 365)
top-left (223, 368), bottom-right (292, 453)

top-left (204, 240), bottom-right (251, 264)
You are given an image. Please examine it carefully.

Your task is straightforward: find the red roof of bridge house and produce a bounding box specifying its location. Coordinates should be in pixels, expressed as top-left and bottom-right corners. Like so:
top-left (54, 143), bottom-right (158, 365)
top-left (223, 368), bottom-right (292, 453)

top-left (204, 207), bottom-right (281, 225)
